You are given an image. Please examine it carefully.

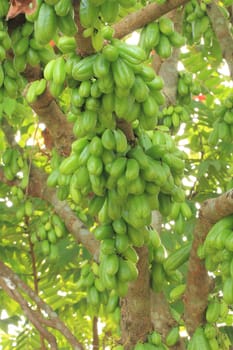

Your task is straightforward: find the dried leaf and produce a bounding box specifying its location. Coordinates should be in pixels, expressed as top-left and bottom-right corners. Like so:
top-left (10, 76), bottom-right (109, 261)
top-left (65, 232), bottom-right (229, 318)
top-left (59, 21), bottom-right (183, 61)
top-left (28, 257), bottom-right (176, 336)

top-left (7, 0), bottom-right (36, 19)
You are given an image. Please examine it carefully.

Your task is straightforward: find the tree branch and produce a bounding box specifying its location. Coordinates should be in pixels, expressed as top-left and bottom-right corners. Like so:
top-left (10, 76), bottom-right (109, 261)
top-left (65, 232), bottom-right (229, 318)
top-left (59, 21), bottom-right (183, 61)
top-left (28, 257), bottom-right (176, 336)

top-left (28, 166), bottom-right (100, 259)
top-left (120, 246), bottom-right (152, 350)
top-left (92, 316), bottom-right (99, 350)
top-left (150, 211), bottom-right (186, 350)
top-left (113, 0), bottom-right (189, 39)
top-left (184, 189), bottom-right (233, 334)
top-left (73, 0), bottom-right (93, 56)
top-left (0, 260), bottom-right (84, 350)
top-left (29, 87), bottom-right (75, 156)
top-left (207, 1), bottom-right (233, 79)
top-left (201, 189), bottom-right (233, 223)
top-left (0, 277), bottom-right (58, 349)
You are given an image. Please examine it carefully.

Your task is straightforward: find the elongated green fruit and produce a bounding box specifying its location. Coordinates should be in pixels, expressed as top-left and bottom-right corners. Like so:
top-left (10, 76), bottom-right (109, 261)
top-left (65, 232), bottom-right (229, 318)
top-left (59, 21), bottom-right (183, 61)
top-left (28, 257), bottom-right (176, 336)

top-left (34, 4), bottom-right (57, 45)
top-left (163, 242), bottom-right (192, 272)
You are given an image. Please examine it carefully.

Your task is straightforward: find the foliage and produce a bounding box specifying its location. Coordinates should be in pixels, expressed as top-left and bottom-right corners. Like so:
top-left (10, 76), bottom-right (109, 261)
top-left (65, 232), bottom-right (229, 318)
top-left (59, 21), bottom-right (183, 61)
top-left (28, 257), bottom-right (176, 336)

top-left (0, 0), bottom-right (233, 349)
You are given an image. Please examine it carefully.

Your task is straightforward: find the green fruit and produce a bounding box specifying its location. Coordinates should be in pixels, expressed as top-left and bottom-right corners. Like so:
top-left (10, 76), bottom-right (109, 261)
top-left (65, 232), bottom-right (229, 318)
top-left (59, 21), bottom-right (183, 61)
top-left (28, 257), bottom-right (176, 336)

top-left (53, 57), bottom-right (66, 84)
top-left (72, 54), bottom-right (97, 81)
top-left (169, 284), bottom-right (186, 301)
top-left (57, 10), bottom-right (77, 36)
top-left (166, 327), bottom-right (179, 347)
top-left (112, 57), bottom-right (135, 89)
top-left (127, 225), bottom-right (145, 247)
top-left (101, 128), bottom-right (116, 150)
top-left (101, 1), bottom-right (119, 23)
top-left (109, 157), bottom-right (127, 178)
top-left (106, 291), bottom-right (119, 313)
top-left (87, 155), bottom-right (103, 176)
top-left (115, 234), bottom-right (129, 253)
top-left (142, 94), bottom-right (159, 117)
top-left (169, 31), bottom-right (186, 48)
top-left (125, 158), bottom-right (140, 181)
top-left (144, 22), bottom-right (160, 49)
top-left (102, 44), bottom-right (119, 62)
top-left (80, 0), bottom-right (99, 27)
top-left (122, 246), bottom-right (139, 264)
top-left (223, 277), bottom-right (233, 304)
top-left (34, 3), bottom-right (57, 45)
top-left (148, 228), bottom-right (161, 249)
top-left (156, 35), bottom-right (172, 58)
top-left (107, 188), bottom-right (123, 220)
top-left (93, 224), bottom-right (113, 240)
top-left (54, 0), bottom-right (71, 16)
top-left (159, 17), bottom-right (174, 36)
top-left (127, 145), bottom-right (149, 169)
top-left (57, 36), bottom-right (76, 53)
top-left (122, 194), bottom-right (151, 229)
top-left (59, 153), bottom-right (79, 175)
top-left (41, 240), bottom-right (50, 255)
top-left (132, 75), bottom-right (149, 102)
top-left (163, 242), bottom-right (192, 272)
top-left (14, 37), bottom-right (29, 56)
top-left (93, 53), bottom-right (110, 78)
top-left (151, 262), bottom-right (166, 292)
top-left (116, 40), bottom-right (147, 64)
top-left (113, 129), bottom-right (128, 153)
top-left (206, 299), bottom-right (220, 323)
top-left (117, 258), bottom-right (138, 282)
top-left (104, 254), bottom-right (119, 275)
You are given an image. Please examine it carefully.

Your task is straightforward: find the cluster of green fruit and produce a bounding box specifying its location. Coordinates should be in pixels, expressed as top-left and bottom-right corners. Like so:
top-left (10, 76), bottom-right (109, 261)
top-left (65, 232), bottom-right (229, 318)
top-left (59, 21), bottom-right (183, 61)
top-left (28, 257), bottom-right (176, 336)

top-left (79, 0), bottom-right (137, 50)
top-left (199, 215), bottom-right (233, 306)
top-left (11, 20), bottom-right (55, 72)
top-left (0, 22), bottom-right (26, 98)
top-left (176, 71), bottom-right (194, 104)
top-left (30, 211), bottom-right (67, 260)
top-left (188, 325), bottom-right (230, 350)
top-left (203, 319), bottom-right (231, 350)
top-left (151, 241), bottom-right (191, 293)
top-left (44, 40), bottom-right (187, 297)
top-left (77, 259), bottom-right (122, 320)
top-left (208, 95), bottom-right (233, 146)
top-left (205, 298), bottom-right (229, 326)
top-left (139, 16), bottom-right (185, 59)
top-left (10, 177), bottom-right (67, 260)
top-left (2, 148), bottom-right (28, 186)
top-left (26, 0), bottom-right (77, 44)
top-left (169, 200), bottom-right (193, 235)
top-left (159, 104), bottom-right (190, 130)
top-left (183, 0), bottom-right (212, 46)
top-left (69, 41), bottom-right (165, 129)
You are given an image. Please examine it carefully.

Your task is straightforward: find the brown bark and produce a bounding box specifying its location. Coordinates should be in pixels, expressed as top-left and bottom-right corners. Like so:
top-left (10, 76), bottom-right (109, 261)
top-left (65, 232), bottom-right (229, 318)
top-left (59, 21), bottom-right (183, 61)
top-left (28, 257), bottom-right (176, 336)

top-left (207, 1), bottom-right (233, 79)
top-left (29, 87), bottom-right (75, 156)
top-left (73, 0), bottom-right (93, 56)
top-left (92, 316), bottom-right (99, 350)
top-left (201, 189), bottom-right (233, 223)
top-left (150, 291), bottom-right (175, 335)
top-left (183, 218), bottom-right (212, 335)
top-left (184, 189), bottom-right (233, 335)
top-left (113, 0), bottom-right (189, 39)
top-left (120, 247), bottom-right (152, 349)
